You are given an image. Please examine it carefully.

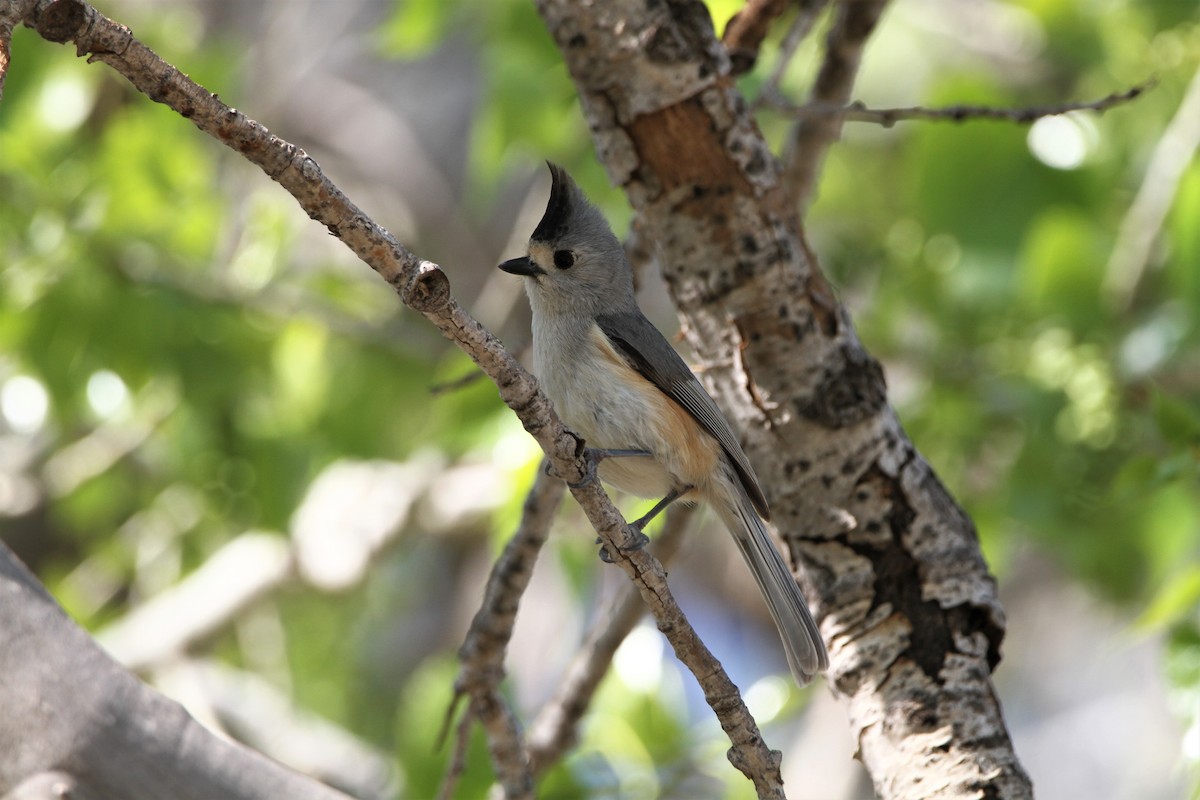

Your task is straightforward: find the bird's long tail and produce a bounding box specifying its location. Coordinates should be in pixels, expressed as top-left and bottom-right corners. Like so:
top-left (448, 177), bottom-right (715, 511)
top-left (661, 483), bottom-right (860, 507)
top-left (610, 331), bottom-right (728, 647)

top-left (711, 474), bottom-right (828, 686)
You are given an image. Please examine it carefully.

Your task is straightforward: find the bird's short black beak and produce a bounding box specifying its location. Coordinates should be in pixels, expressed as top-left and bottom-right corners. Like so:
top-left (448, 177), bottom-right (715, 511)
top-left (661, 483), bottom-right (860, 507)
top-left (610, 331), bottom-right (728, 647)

top-left (498, 256), bottom-right (542, 277)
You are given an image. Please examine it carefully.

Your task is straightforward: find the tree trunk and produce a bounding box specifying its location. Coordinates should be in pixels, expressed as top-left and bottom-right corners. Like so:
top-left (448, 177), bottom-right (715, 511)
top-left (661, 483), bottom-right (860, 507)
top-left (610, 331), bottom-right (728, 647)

top-left (535, 1), bottom-right (1033, 797)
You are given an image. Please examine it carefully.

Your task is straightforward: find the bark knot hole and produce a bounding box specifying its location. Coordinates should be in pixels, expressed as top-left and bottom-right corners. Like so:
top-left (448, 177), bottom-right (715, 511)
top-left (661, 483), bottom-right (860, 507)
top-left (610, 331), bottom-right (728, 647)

top-left (36, 0), bottom-right (88, 43)
top-left (404, 261), bottom-right (450, 313)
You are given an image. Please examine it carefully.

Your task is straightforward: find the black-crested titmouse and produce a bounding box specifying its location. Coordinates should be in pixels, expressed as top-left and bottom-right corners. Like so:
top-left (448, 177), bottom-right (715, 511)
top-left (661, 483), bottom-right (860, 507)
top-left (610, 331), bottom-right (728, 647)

top-left (499, 163), bottom-right (828, 685)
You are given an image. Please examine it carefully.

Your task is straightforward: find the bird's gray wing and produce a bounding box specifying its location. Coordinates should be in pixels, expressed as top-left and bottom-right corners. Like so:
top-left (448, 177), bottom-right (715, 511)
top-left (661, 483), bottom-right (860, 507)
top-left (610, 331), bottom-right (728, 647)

top-left (596, 311), bottom-right (771, 519)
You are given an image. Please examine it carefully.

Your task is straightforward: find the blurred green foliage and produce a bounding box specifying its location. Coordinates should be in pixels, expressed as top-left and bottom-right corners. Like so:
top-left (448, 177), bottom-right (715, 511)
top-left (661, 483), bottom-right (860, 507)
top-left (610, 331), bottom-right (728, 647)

top-left (1, 0), bottom-right (1198, 796)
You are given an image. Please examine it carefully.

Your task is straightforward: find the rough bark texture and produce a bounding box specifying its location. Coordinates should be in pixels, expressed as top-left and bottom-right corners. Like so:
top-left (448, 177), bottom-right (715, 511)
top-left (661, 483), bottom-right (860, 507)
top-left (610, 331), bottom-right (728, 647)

top-left (534, 1), bottom-right (1033, 797)
top-left (7, 0), bottom-right (1035, 795)
top-left (10, 1), bottom-right (785, 796)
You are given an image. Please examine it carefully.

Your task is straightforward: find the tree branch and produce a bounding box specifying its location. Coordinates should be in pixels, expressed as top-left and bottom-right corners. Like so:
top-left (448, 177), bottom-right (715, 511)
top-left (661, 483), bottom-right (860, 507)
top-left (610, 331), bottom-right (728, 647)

top-left (0, 541), bottom-right (354, 800)
top-left (16, 0), bottom-right (784, 794)
top-left (722, 0), bottom-right (792, 76)
top-left (535, 0), bottom-right (1032, 796)
top-left (527, 505), bottom-right (694, 776)
top-left (752, 0), bottom-right (830, 109)
top-left (763, 80), bottom-right (1155, 126)
top-left (781, 0), bottom-right (891, 210)
top-left (446, 463), bottom-right (564, 799)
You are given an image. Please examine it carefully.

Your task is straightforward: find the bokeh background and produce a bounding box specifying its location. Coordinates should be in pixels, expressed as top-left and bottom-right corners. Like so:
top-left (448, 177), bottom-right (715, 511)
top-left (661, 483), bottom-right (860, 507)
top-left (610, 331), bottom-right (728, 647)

top-left (1, 0), bottom-right (1198, 798)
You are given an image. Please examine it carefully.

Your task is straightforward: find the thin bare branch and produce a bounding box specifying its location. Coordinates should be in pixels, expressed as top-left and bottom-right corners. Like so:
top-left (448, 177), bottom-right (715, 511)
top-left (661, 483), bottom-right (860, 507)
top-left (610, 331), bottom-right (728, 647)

top-left (429, 370), bottom-right (487, 395)
top-left (1104, 69), bottom-right (1199, 308)
top-left (436, 708), bottom-right (476, 800)
top-left (456, 464), bottom-right (563, 682)
top-left (17, 1), bottom-right (776, 791)
top-left (781, 0), bottom-right (891, 211)
top-left (471, 692), bottom-right (533, 800)
top-left (527, 505), bottom-right (694, 776)
top-left (765, 80), bottom-right (1155, 126)
top-left (722, 0), bottom-right (791, 76)
top-left (753, 0), bottom-right (830, 108)
top-left (446, 463), bottom-right (563, 797)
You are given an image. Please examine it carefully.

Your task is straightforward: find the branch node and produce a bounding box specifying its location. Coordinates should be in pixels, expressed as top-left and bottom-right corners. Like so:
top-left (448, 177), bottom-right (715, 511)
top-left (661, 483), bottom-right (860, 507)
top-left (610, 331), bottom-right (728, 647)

top-left (32, 0), bottom-right (87, 43)
top-left (403, 261), bottom-right (451, 313)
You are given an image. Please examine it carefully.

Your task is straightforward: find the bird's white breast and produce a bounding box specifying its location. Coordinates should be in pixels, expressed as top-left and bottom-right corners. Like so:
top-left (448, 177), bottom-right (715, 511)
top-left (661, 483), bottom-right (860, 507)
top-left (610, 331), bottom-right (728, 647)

top-left (530, 315), bottom-right (718, 500)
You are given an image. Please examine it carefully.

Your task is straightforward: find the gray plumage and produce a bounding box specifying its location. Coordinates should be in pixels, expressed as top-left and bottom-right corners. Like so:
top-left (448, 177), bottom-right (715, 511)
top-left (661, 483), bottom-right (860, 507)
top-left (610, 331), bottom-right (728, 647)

top-left (596, 310), bottom-right (771, 520)
top-left (499, 162), bottom-right (828, 684)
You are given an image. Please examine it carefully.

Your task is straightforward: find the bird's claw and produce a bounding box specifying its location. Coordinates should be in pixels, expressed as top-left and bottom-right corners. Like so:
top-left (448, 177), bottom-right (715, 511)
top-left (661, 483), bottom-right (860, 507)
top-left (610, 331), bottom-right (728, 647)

top-left (596, 527), bottom-right (650, 563)
top-left (564, 447), bottom-right (652, 489)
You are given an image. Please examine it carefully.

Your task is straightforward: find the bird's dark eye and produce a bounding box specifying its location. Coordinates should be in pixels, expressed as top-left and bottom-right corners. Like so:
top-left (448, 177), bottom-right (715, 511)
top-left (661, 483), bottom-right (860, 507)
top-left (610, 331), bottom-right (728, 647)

top-left (553, 250), bottom-right (575, 270)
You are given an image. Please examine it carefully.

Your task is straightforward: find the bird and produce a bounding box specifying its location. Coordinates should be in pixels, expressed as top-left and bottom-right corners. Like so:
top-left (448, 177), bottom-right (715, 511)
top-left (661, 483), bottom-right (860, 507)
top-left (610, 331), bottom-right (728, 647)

top-left (498, 162), bottom-right (828, 685)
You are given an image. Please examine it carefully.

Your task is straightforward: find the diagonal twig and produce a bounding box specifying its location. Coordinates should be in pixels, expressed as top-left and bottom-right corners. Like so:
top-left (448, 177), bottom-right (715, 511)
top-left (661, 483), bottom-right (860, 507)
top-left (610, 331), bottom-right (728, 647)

top-left (752, 0), bottom-right (831, 108)
top-left (526, 505), bottom-right (694, 776)
top-left (436, 707), bottom-right (477, 800)
top-left (763, 80), bottom-right (1155, 126)
top-left (443, 463), bottom-right (564, 798)
top-left (18, 1), bottom-right (783, 794)
top-left (781, 0), bottom-right (891, 211)
top-left (722, 0), bottom-right (792, 76)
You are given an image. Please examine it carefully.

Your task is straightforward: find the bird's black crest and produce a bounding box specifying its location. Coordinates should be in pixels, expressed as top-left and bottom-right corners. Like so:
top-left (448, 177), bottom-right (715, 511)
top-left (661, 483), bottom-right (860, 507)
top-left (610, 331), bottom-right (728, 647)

top-left (530, 161), bottom-right (574, 244)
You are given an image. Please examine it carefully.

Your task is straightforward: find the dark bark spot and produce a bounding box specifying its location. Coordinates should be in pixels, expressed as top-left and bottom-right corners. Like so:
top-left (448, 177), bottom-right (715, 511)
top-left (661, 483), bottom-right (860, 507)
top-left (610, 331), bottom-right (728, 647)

top-left (949, 604), bottom-right (1005, 670)
top-left (851, 469), bottom-right (952, 680)
top-left (844, 463), bottom-right (1007, 685)
top-left (785, 460), bottom-right (811, 478)
top-left (728, 50), bottom-right (756, 76)
top-left (776, 238), bottom-right (793, 263)
top-left (794, 344), bottom-right (886, 429)
top-left (646, 25), bottom-right (689, 63)
top-left (745, 149), bottom-right (766, 176)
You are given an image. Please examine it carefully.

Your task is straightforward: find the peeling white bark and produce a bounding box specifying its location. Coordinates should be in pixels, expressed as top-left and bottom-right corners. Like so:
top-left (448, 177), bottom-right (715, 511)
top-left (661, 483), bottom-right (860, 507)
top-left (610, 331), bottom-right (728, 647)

top-left (536, 1), bottom-right (1032, 797)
